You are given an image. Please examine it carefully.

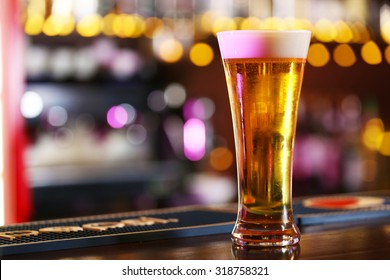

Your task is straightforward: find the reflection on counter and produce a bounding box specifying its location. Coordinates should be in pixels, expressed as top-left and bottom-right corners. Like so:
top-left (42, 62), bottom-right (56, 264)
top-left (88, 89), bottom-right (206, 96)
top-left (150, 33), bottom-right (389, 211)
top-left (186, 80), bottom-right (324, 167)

top-left (232, 244), bottom-right (300, 260)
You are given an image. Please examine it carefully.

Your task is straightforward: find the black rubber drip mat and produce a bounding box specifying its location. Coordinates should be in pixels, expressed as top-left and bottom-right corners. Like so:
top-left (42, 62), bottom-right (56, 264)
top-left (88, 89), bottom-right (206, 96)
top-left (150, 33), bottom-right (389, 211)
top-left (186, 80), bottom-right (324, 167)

top-left (0, 206), bottom-right (236, 256)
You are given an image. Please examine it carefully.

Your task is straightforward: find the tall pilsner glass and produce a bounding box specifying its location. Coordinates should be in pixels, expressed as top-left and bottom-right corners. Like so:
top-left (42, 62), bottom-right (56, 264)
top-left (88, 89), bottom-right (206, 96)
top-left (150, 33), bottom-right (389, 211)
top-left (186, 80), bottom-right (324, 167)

top-left (217, 30), bottom-right (311, 247)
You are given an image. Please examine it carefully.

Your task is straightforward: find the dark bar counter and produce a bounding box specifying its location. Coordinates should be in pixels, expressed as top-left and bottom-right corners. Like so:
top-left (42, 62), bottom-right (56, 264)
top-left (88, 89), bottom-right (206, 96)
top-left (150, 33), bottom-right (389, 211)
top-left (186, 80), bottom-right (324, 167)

top-left (1, 192), bottom-right (390, 260)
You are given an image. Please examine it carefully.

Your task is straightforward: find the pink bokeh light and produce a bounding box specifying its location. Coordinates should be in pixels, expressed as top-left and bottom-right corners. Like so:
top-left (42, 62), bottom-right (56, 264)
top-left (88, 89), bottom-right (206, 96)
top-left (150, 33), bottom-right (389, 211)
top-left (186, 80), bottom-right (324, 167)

top-left (183, 118), bottom-right (206, 161)
top-left (107, 105), bottom-right (128, 129)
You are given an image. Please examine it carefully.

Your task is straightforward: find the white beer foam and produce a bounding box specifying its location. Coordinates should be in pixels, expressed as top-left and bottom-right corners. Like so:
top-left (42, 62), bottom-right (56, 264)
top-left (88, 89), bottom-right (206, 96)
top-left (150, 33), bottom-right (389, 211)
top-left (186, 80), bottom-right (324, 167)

top-left (217, 30), bottom-right (312, 59)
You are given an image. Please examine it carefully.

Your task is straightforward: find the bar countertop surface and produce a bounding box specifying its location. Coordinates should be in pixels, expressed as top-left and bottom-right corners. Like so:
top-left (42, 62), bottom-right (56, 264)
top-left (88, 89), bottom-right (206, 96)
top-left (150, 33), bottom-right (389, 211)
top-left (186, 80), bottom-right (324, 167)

top-left (4, 219), bottom-right (390, 260)
top-left (1, 192), bottom-right (390, 260)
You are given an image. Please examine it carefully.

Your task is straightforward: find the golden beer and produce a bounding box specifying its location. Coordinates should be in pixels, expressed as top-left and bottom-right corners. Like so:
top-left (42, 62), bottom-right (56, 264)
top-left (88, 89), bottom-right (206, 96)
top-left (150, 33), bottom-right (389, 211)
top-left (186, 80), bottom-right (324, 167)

top-left (224, 58), bottom-right (305, 246)
top-left (217, 31), bottom-right (311, 247)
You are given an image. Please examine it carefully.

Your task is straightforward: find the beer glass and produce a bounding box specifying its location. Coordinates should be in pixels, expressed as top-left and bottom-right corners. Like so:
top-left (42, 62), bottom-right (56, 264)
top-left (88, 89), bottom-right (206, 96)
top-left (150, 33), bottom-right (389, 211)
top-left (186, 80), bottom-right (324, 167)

top-left (217, 30), bottom-right (311, 247)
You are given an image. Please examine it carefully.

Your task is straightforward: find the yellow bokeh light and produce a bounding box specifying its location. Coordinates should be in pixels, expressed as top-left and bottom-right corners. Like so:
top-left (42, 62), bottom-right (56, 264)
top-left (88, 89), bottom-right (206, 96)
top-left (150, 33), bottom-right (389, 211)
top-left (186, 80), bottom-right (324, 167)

top-left (209, 147), bottom-right (234, 171)
top-left (27, 0), bottom-right (46, 15)
top-left (43, 15), bottom-right (66, 36)
top-left (102, 13), bottom-right (116, 36)
top-left (24, 14), bottom-right (45, 35)
top-left (113, 14), bottom-right (135, 38)
top-left (334, 20), bottom-right (353, 43)
top-left (314, 19), bottom-right (336, 42)
top-left (112, 14), bottom-right (145, 38)
top-left (379, 132), bottom-right (390, 156)
top-left (362, 118), bottom-right (385, 150)
top-left (58, 15), bottom-right (75, 36)
top-left (212, 16), bottom-right (237, 35)
top-left (262, 17), bottom-right (286, 30)
top-left (201, 10), bottom-right (217, 34)
top-left (130, 14), bottom-right (146, 38)
top-left (350, 21), bottom-right (371, 43)
top-left (385, 45), bottom-right (390, 64)
top-left (144, 17), bottom-right (164, 39)
top-left (307, 43), bottom-right (330, 67)
top-left (76, 14), bottom-right (102, 37)
top-left (361, 41), bottom-right (382, 65)
top-left (333, 44), bottom-right (356, 67)
top-left (159, 38), bottom-right (183, 63)
top-left (240, 17), bottom-right (262, 30)
top-left (284, 17), bottom-right (313, 31)
top-left (189, 43), bottom-right (214, 67)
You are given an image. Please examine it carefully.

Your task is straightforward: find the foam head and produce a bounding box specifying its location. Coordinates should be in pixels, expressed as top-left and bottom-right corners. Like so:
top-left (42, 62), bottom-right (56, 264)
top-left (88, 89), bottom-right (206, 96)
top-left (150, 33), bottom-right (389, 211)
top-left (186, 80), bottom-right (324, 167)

top-left (217, 30), bottom-right (312, 59)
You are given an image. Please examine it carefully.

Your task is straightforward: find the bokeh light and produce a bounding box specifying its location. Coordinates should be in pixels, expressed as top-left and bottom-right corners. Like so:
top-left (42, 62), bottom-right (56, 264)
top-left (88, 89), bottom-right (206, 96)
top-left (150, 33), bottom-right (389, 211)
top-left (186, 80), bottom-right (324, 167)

top-left (380, 4), bottom-right (390, 44)
top-left (307, 43), bottom-right (330, 67)
top-left (58, 15), bottom-right (75, 36)
top-left (212, 16), bottom-right (237, 34)
top-left (120, 103), bottom-right (137, 125)
top-left (24, 14), bottom-right (45, 35)
top-left (112, 14), bottom-right (144, 38)
top-left (73, 47), bottom-right (99, 80)
top-left (361, 41), bottom-right (382, 65)
top-left (362, 118), bottom-right (385, 151)
top-left (183, 118), bottom-right (206, 161)
top-left (76, 14), bottom-right (102, 37)
top-left (240, 17), bottom-right (262, 30)
top-left (43, 14), bottom-right (66, 36)
top-left (144, 17), bottom-right (164, 39)
top-left (158, 38), bottom-right (184, 63)
top-left (384, 45), bottom-right (390, 64)
top-left (48, 106), bottom-right (68, 127)
top-left (209, 147), bottom-right (233, 171)
top-left (107, 105), bottom-right (128, 129)
top-left (334, 20), bottom-right (353, 43)
top-left (314, 19), bottom-right (336, 42)
top-left (102, 13), bottom-right (116, 36)
top-left (24, 46), bottom-right (49, 79)
top-left (127, 124), bottom-right (147, 145)
top-left (333, 44), bottom-right (356, 67)
top-left (49, 48), bottom-right (74, 80)
top-left (147, 90), bottom-right (166, 112)
top-left (379, 132), bottom-right (390, 156)
top-left (183, 98), bottom-right (215, 121)
top-left (110, 49), bottom-right (142, 80)
top-left (164, 83), bottom-right (186, 108)
top-left (262, 17), bottom-right (286, 30)
top-left (350, 21), bottom-right (371, 43)
top-left (20, 91), bottom-right (44, 119)
top-left (189, 43), bottom-right (214, 67)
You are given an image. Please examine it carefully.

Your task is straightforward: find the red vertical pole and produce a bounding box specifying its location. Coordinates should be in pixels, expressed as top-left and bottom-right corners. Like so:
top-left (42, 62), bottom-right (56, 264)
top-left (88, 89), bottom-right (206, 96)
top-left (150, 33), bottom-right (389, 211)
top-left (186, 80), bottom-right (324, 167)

top-left (1, 0), bottom-right (32, 224)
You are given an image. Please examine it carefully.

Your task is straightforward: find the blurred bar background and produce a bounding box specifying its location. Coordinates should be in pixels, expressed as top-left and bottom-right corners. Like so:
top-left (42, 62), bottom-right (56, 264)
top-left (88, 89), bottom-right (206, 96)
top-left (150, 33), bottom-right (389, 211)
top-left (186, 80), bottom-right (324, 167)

top-left (1, 0), bottom-right (390, 224)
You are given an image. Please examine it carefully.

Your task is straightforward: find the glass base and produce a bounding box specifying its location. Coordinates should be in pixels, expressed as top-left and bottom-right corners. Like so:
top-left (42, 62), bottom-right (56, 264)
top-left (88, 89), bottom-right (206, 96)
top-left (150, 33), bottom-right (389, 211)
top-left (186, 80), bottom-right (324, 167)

top-left (231, 221), bottom-right (301, 247)
top-left (232, 243), bottom-right (301, 260)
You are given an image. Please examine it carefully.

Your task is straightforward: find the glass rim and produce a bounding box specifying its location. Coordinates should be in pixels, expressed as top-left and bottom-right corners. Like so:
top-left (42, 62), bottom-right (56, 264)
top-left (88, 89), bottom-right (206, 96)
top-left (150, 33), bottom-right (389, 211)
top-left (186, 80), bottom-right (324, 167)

top-left (216, 29), bottom-right (312, 59)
